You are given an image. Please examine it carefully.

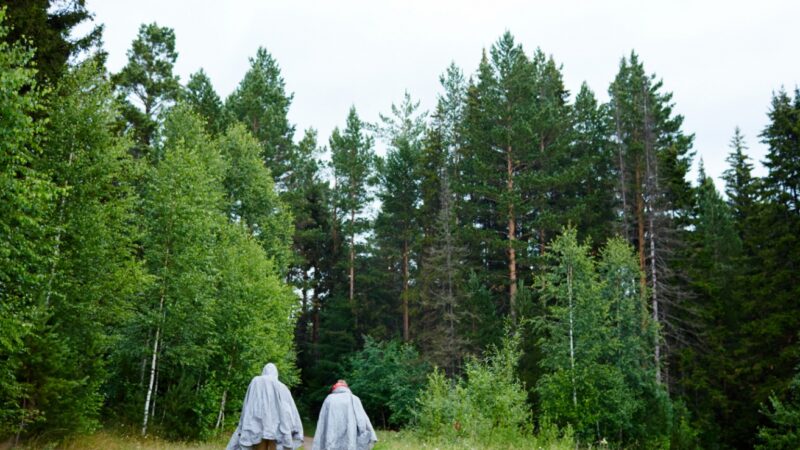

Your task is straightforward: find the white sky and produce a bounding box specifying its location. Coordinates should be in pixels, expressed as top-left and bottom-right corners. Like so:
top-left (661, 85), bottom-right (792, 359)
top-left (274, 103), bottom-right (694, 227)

top-left (87, 0), bottom-right (800, 186)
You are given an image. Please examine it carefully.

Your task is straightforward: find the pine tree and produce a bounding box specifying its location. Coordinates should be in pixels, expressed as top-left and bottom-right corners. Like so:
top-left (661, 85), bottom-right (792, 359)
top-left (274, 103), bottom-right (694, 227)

top-left (287, 129), bottom-right (336, 394)
top-left (113, 23), bottom-right (181, 158)
top-left (458, 33), bottom-right (536, 322)
top-left (225, 47), bottom-right (295, 186)
top-left (285, 129), bottom-right (333, 346)
top-left (374, 91), bottom-right (427, 341)
top-left (329, 106), bottom-right (376, 327)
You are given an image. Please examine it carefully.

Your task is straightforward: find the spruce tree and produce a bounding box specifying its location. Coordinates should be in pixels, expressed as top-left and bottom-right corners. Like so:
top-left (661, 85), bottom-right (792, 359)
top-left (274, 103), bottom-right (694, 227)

top-left (185, 69), bottom-right (227, 135)
top-left (608, 52), bottom-right (694, 385)
top-left (1, 0), bottom-right (102, 84)
top-left (730, 88), bottom-right (800, 446)
top-left (564, 83), bottom-right (616, 247)
top-left (722, 127), bottom-right (757, 230)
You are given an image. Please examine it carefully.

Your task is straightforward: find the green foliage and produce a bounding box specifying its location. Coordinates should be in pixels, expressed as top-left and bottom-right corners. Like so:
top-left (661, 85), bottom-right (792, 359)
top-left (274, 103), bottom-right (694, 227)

top-left (0, 9), bottom-right (57, 437)
top-left (108, 106), bottom-right (297, 439)
top-left (761, 88), bottom-right (800, 214)
top-left (415, 331), bottom-right (530, 443)
top-left (1, 0), bottom-right (102, 83)
top-left (757, 368), bottom-right (800, 449)
top-left (184, 69), bottom-right (227, 135)
top-left (330, 106), bottom-right (376, 239)
top-left (225, 47), bottom-right (295, 185)
top-left (217, 123), bottom-right (293, 271)
top-left (536, 230), bottom-right (671, 446)
top-left (113, 22), bottom-right (181, 155)
top-left (27, 61), bottom-right (146, 437)
top-left (345, 337), bottom-right (430, 428)
top-left (374, 91), bottom-right (427, 341)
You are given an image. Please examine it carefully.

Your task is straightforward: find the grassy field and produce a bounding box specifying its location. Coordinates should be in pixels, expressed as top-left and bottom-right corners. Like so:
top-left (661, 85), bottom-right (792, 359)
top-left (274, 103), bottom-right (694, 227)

top-left (12, 429), bottom-right (577, 450)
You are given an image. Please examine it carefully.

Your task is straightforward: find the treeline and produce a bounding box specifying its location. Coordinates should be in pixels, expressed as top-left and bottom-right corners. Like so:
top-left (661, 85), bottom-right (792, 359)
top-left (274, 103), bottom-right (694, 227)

top-left (1, 1), bottom-right (799, 448)
top-left (0, 4), bottom-right (296, 442)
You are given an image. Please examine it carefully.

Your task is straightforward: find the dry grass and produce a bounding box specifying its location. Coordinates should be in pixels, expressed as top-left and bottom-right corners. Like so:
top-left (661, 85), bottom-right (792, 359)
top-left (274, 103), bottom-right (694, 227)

top-left (15, 429), bottom-right (576, 450)
top-left (16, 431), bottom-right (230, 450)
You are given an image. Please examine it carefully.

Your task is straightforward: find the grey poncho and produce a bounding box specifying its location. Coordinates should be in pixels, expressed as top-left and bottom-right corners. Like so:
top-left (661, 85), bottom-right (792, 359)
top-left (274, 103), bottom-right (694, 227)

top-left (312, 387), bottom-right (377, 450)
top-left (226, 363), bottom-right (303, 450)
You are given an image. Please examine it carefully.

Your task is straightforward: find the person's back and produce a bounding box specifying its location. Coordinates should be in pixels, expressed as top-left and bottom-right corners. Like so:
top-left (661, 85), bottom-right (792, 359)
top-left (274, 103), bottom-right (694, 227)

top-left (313, 380), bottom-right (377, 450)
top-left (227, 363), bottom-right (303, 450)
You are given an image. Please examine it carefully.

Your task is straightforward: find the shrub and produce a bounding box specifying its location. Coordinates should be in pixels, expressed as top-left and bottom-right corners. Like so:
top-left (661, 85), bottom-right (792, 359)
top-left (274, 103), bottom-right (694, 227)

top-left (415, 331), bottom-right (531, 443)
top-left (345, 337), bottom-right (430, 428)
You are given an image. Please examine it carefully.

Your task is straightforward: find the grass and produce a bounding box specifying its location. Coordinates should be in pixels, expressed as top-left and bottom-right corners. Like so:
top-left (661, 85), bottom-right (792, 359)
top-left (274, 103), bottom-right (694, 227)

top-left (14, 431), bottom-right (230, 450)
top-left (14, 429), bottom-right (577, 449)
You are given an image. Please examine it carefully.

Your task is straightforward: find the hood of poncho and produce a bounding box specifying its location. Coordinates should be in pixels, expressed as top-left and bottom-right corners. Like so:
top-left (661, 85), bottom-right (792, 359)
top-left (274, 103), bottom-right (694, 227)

top-left (263, 363), bottom-right (278, 378)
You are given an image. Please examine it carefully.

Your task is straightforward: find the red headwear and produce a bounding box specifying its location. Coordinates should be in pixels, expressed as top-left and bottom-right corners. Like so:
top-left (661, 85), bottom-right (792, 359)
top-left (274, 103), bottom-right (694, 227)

top-left (331, 379), bottom-right (348, 392)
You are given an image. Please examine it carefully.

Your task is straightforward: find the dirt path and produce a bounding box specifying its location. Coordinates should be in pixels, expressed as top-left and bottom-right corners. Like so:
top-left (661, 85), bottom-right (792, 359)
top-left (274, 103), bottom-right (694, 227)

top-left (303, 435), bottom-right (314, 448)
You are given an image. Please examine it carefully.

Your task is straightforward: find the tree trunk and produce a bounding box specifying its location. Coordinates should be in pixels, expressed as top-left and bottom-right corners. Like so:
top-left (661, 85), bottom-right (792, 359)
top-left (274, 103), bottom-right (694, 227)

top-left (635, 161), bottom-right (647, 295)
top-left (402, 239), bottom-right (410, 342)
top-left (614, 106), bottom-right (630, 241)
top-left (44, 152), bottom-right (75, 307)
top-left (650, 213), bottom-right (661, 384)
top-left (349, 207), bottom-right (357, 329)
top-left (568, 264), bottom-right (577, 408)
top-left (643, 86), bottom-right (662, 385)
top-left (143, 249), bottom-right (169, 436)
top-left (332, 205), bottom-right (340, 253)
top-left (215, 389), bottom-right (228, 429)
top-left (142, 319), bottom-right (161, 436)
top-left (507, 146), bottom-right (517, 322)
top-left (312, 293), bottom-right (320, 345)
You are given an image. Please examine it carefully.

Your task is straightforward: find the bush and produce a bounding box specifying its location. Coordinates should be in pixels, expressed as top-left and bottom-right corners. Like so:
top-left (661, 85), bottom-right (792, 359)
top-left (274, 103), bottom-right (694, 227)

top-left (345, 337), bottom-right (430, 428)
top-left (756, 370), bottom-right (800, 450)
top-left (415, 331), bottom-right (532, 443)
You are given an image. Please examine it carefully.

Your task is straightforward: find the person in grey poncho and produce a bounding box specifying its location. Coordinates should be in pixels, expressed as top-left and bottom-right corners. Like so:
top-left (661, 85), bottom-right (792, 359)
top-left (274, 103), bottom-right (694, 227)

top-left (227, 363), bottom-right (303, 450)
top-left (312, 380), bottom-right (377, 450)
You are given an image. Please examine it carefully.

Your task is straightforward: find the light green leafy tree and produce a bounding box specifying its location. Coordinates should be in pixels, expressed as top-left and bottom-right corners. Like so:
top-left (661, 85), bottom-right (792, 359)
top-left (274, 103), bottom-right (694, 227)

top-left (0, 9), bottom-right (57, 438)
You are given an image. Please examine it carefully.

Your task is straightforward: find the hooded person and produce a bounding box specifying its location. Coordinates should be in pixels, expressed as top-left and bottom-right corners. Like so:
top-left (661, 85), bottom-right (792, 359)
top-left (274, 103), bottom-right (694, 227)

top-left (312, 380), bottom-right (377, 450)
top-left (227, 363), bottom-right (304, 450)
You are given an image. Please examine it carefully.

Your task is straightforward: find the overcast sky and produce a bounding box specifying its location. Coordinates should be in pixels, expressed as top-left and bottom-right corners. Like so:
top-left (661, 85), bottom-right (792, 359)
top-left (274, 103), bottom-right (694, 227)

top-left (87, 0), bottom-right (800, 185)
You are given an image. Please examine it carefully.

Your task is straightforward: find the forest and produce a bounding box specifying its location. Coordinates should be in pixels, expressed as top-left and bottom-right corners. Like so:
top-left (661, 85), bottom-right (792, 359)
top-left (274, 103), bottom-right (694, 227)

top-left (1, 1), bottom-right (799, 449)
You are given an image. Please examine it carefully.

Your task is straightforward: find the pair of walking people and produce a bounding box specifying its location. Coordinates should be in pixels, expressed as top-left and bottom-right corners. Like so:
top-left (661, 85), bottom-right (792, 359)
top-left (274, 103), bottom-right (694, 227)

top-left (226, 363), bottom-right (377, 450)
